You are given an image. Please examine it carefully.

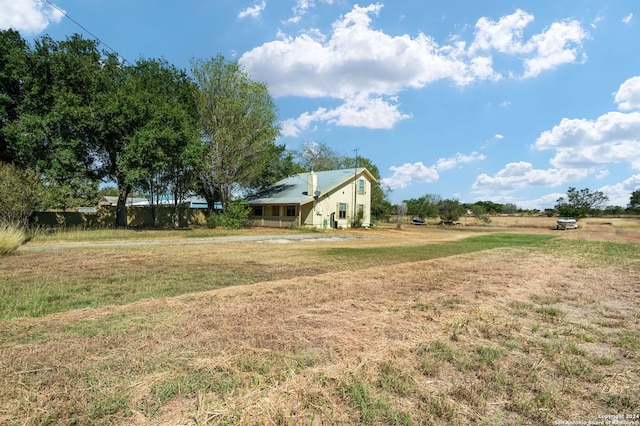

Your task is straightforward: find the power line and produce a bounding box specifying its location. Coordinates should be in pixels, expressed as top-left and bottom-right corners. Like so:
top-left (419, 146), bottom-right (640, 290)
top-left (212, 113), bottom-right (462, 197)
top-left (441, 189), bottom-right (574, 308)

top-left (43, 0), bottom-right (129, 64)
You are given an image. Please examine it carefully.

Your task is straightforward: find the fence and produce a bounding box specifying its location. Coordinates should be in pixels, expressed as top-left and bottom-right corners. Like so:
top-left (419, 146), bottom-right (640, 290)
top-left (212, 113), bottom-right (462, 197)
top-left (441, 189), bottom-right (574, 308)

top-left (32, 206), bottom-right (207, 228)
top-left (245, 217), bottom-right (298, 228)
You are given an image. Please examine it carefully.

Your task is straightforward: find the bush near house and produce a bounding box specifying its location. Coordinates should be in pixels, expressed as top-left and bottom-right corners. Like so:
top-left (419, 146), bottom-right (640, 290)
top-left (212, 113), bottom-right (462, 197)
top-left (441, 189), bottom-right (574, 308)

top-left (206, 201), bottom-right (250, 230)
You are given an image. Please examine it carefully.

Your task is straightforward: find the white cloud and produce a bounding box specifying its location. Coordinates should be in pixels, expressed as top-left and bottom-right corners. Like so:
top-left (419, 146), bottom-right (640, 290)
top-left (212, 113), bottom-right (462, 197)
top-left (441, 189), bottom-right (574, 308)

top-left (382, 152), bottom-right (485, 190)
top-left (521, 19), bottom-right (588, 78)
top-left (534, 111), bottom-right (640, 170)
top-left (241, 4), bottom-right (505, 99)
top-left (284, 0), bottom-right (313, 24)
top-left (485, 76), bottom-right (640, 206)
top-left (474, 172), bottom-right (640, 210)
top-left (238, 1), bottom-right (266, 19)
top-left (596, 169), bottom-right (610, 179)
top-left (591, 15), bottom-right (604, 29)
top-left (598, 174), bottom-right (640, 206)
top-left (0, 0), bottom-right (64, 35)
top-left (623, 13), bottom-right (633, 25)
top-left (516, 192), bottom-right (566, 210)
top-left (240, 5), bottom-right (587, 132)
top-left (470, 9), bottom-right (588, 78)
top-left (281, 95), bottom-right (411, 137)
top-left (614, 76), bottom-right (640, 111)
top-left (284, 0), bottom-right (338, 25)
top-left (381, 162), bottom-right (439, 190)
top-left (436, 151), bottom-right (486, 171)
top-left (470, 9), bottom-right (534, 54)
top-left (472, 161), bottom-right (588, 194)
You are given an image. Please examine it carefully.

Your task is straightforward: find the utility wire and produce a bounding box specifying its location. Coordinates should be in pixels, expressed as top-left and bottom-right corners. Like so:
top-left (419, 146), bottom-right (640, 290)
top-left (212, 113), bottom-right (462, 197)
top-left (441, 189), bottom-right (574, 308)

top-left (43, 0), bottom-right (129, 64)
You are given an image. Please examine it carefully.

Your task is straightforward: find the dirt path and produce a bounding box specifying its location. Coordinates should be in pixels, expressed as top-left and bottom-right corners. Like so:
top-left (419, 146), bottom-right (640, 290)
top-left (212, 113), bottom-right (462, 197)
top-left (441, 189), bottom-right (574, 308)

top-left (20, 232), bottom-right (364, 251)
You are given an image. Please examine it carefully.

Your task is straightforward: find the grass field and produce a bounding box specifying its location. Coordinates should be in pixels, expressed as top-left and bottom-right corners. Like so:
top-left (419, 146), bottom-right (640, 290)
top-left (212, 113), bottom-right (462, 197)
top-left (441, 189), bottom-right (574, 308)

top-left (1, 217), bottom-right (639, 425)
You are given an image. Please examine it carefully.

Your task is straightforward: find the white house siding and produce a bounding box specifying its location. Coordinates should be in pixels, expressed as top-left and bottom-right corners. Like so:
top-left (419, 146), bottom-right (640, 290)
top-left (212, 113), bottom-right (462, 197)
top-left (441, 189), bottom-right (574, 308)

top-left (303, 174), bottom-right (372, 228)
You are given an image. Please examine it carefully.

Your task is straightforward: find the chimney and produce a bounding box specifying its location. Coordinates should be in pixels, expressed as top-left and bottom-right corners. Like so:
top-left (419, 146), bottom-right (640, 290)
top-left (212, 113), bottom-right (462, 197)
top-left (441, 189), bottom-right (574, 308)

top-left (307, 171), bottom-right (317, 196)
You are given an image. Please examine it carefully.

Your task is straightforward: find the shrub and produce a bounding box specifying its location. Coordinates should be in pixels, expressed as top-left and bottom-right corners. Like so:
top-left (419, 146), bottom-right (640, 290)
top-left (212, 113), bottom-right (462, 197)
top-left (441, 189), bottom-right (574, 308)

top-left (206, 201), bottom-right (250, 230)
top-left (0, 163), bottom-right (45, 226)
top-left (0, 224), bottom-right (26, 256)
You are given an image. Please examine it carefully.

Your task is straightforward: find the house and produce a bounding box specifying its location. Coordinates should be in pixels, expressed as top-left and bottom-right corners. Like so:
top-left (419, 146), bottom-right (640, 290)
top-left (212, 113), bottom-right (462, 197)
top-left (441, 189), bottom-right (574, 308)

top-left (246, 168), bottom-right (376, 229)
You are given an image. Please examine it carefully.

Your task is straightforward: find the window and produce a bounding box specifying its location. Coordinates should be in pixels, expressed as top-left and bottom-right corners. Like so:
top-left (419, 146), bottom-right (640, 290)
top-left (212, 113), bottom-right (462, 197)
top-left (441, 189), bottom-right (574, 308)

top-left (338, 203), bottom-right (347, 219)
top-left (286, 205), bottom-right (296, 216)
top-left (252, 206), bottom-right (263, 216)
top-left (358, 179), bottom-right (365, 194)
top-left (358, 204), bottom-right (364, 214)
top-left (271, 206), bottom-right (280, 216)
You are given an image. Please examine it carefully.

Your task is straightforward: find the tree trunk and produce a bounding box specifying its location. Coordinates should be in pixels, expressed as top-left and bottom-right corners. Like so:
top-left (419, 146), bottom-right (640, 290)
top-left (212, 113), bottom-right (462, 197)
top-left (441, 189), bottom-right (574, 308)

top-left (172, 192), bottom-right (181, 228)
top-left (116, 184), bottom-right (130, 228)
top-left (200, 187), bottom-right (221, 215)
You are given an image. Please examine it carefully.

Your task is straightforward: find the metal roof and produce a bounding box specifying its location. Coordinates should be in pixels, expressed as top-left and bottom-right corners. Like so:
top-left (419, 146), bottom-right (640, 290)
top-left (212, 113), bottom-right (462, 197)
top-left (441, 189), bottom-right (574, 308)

top-left (247, 168), bottom-right (374, 205)
top-left (98, 195), bottom-right (212, 208)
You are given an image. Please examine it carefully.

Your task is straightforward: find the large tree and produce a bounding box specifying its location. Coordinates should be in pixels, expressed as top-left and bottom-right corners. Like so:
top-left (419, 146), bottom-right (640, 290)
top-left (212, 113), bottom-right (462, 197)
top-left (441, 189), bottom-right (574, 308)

top-left (0, 30), bottom-right (28, 164)
top-left (438, 198), bottom-right (466, 221)
top-left (192, 55), bottom-right (280, 212)
top-left (555, 187), bottom-right (608, 219)
top-left (296, 141), bottom-right (350, 171)
top-left (247, 144), bottom-right (302, 192)
top-left (8, 33), bottom-right (201, 225)
top-left (5, 34), bottom-right (104, 211)
top-left (405, 194), bottom-right (441, 219)
top-left (80, 56), bottom-right (200, 227)
top-left (109, 59), bottom-right (201, 227)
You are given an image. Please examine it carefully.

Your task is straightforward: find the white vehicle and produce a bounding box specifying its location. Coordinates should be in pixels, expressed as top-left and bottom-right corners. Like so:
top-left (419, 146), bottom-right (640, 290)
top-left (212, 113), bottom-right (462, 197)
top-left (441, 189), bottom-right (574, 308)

top-left (556, 217), bottom-right (578, 230)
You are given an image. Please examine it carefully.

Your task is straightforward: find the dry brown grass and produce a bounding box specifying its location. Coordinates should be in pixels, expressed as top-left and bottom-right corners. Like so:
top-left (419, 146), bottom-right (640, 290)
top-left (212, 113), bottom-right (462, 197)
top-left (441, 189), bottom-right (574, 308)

top-left (1, 218), bottom-right (639, 425)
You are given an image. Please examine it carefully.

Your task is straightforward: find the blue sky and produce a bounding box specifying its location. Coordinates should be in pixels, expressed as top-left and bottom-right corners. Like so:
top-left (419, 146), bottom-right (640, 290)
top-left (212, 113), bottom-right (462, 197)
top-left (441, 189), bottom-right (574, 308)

top-left (3, 1), bottom-right (640, 208)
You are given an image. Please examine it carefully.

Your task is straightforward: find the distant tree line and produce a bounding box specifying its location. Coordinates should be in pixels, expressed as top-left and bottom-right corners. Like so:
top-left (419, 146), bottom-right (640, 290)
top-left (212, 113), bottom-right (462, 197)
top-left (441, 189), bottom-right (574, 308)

top-left (402, 187), bottom-right (640, 223)
top-left (0, 30), bottom-right (393, 227)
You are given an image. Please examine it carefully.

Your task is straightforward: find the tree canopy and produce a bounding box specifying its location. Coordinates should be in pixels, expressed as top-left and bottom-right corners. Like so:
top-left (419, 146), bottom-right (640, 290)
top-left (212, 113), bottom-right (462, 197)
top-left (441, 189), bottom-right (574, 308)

top-left (192, 55), bottom-right (281, 212)
top-left (628, 190), bottom-right (640, 213)
top-left (96, 58), bottom-right (200, 226)
top-left (1, 31), bottom-right (205, 225)
top-left (404, 194), bottom-right (441, 219)
top-left (0, 29), bottom-right (28, 165)
top-left (555, 187), bottom-right (609, 219)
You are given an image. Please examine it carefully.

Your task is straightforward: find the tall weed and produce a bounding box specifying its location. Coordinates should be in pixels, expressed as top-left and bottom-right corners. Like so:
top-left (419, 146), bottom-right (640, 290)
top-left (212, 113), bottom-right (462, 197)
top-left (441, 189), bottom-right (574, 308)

top-left (0, 224), bottom-right (26, 255)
